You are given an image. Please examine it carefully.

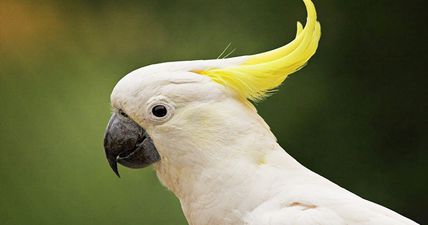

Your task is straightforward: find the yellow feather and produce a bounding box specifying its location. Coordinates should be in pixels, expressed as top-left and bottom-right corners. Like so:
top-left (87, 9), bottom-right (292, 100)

top-left (197, 0), bottom-right (321, 101)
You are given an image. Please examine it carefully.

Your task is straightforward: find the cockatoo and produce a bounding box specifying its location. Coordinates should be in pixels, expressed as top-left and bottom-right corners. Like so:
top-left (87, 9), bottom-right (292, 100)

top-left (103, 0), bottom-right (419, 224)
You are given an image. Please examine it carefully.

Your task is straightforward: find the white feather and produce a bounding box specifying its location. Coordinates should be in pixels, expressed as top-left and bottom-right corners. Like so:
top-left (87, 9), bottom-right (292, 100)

top-left (110, 61), bottom-right (419, 225)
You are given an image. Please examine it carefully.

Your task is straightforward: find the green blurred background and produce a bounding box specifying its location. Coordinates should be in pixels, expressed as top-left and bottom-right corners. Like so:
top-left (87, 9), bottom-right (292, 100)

top-left (0, 0), bottom-right (426, 224)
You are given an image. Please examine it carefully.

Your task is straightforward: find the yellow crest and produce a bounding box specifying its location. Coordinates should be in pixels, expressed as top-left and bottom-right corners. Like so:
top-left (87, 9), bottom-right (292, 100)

top-left (196, 0), bottom-right (321, 101)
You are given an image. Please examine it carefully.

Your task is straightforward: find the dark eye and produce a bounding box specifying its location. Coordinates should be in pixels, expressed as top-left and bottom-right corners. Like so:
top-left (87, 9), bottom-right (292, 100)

top-left (119, 109), bottom-right (128, 118)
top-left (152, 105), bottom-right (167, 117)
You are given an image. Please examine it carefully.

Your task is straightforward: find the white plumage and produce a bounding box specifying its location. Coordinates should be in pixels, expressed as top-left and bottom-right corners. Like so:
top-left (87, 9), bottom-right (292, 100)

top-left (111, 63), bottom-right (418, 224)
top-left (108, 0), bottom-right (419, 224)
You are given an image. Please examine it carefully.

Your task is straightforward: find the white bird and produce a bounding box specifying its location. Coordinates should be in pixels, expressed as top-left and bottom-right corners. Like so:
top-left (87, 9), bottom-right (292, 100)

top-left (103, 0), bottom-right (419, 224)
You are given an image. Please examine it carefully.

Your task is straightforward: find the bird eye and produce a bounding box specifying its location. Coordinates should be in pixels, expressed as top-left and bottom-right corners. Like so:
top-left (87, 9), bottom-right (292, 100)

top-left (152, 105), bottom-right (167, 118)
top-left (146, 97), bottom-right (174, 123)
top-left (119, 109), bottom-right (128, 118)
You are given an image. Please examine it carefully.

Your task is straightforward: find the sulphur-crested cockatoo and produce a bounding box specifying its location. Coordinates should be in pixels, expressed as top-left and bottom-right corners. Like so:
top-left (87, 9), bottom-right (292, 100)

top-left (103, 0), bottom-right (418, 224)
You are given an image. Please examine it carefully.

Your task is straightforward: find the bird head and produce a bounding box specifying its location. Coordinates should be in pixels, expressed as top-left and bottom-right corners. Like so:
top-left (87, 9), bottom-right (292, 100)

top-left (103, 0), bottom-right (320, 178)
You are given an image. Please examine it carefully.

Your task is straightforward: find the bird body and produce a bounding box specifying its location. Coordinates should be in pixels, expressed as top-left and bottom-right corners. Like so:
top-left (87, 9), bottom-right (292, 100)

top-left (147, 93), bottom-right (416, 225)
top-left (103, 0), bottom-right (419, 224)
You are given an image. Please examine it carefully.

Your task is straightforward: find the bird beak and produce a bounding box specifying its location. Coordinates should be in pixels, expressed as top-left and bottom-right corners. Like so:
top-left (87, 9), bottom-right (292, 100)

top-left (103, 113), bottom-right (160, 177)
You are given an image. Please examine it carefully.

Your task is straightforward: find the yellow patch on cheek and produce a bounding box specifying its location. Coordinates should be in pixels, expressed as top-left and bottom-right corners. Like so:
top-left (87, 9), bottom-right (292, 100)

top-left (175, 109), bottom-right (224, 143)
top-left (257, 155), bottom-right (266, 166)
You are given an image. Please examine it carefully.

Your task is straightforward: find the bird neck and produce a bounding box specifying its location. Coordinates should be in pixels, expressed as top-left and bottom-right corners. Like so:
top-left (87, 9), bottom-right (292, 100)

top-left (152, 99), bottom-right (302, 202)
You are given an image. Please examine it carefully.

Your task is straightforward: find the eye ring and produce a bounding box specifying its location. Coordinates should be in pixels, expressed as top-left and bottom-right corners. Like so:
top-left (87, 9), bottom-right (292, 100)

top-left (152, 105), bottom-right (168, 118)
top-left (146, 97), bottom-right (174, 123)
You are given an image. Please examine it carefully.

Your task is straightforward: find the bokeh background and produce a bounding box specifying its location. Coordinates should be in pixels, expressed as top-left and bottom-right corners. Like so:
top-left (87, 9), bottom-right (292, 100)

top-left (1, 0), bottom-right (427, 224)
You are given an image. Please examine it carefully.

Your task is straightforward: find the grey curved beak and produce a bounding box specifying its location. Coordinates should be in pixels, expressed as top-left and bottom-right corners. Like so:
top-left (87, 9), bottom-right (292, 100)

top-left (103, 113), bottom-right (160, 177)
